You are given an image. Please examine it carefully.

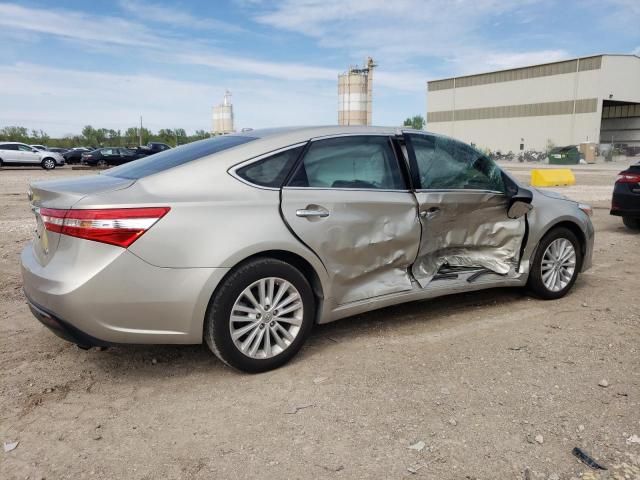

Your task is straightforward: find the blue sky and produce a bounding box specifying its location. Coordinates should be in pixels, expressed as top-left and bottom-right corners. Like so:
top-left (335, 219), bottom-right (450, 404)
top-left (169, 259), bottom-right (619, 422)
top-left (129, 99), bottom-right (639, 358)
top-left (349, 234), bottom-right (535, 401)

top-left (0, 0), bottom-right (638, 136)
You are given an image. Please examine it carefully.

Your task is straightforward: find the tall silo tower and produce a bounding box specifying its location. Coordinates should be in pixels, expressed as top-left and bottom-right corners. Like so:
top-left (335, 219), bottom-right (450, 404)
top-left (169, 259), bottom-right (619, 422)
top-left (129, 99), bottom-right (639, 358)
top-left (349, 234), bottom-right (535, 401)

top-left (212, 90), bottom-right (235, 135)
top-left (338, 57), bottom-right (376, 126)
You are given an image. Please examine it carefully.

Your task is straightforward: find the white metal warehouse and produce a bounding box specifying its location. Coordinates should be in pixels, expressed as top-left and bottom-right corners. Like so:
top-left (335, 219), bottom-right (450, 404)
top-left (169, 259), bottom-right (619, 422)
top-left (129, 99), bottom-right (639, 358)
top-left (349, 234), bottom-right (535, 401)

top-left (426, 54), bottom-right (640, 153)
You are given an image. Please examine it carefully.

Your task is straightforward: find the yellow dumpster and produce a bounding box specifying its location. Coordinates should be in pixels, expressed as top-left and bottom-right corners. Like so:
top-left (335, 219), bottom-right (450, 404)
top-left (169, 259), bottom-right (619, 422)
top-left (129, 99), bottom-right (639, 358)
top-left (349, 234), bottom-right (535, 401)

top-left (530, 169), bottom-right (575, 187)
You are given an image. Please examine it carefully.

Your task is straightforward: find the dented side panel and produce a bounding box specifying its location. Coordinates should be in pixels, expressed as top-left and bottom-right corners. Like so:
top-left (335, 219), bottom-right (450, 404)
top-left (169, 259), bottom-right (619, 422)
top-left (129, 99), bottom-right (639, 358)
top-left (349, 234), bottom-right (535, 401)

top-left (412, 191), bottom-right (526, 287)
top-left (280, 188), bottom-right (420, 305)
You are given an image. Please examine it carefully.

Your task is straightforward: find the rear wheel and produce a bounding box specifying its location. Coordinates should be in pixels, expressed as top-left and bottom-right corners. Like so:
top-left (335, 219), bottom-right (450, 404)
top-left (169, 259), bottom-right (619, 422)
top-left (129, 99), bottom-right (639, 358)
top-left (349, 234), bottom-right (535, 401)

top-left (527, 227), bottom-right (582, 299)
top-left (96, 159), bottom-right (108, 168)
top-left (622, 217), bottom-right (640, 230)
top-left (204, 258), bottom-right (315, 373)
top-left (41, 158), bottom-right (56, 170)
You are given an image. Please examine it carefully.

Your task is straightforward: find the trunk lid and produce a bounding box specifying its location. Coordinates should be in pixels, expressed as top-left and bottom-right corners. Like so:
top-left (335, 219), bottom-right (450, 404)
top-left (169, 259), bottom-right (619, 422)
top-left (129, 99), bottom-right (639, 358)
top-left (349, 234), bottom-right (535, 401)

top-left (29, 175), bottom-right (135, 265)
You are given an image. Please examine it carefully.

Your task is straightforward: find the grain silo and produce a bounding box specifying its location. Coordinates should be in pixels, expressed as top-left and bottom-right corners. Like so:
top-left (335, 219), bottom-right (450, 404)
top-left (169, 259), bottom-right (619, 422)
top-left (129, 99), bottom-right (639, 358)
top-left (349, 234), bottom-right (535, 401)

top-left (212, 90), bottom-right (235, 135)
top-left (338, 57), bottom-right (376, 126)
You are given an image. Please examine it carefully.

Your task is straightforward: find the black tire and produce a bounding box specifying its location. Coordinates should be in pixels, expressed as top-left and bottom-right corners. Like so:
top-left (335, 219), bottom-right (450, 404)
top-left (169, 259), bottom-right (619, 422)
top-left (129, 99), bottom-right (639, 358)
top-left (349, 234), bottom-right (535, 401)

top-left (204, 258), bottom-right (315, 373)
top-left (622, 217), bottom-right (640, 230)
top-left (96, 159), bottom-right (108, 168)
top-left (527, 227), bottom-right (582, 300)
top-left (0, 158), bottom-right (3, 168)
top-left (41, 158), bottom-right (56, 170)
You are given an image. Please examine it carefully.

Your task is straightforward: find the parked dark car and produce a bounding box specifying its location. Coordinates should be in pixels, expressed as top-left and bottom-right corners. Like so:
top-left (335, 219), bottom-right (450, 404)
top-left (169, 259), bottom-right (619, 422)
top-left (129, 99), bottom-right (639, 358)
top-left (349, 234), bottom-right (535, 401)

top-left (611, 161), bottom-right (640, 229)
top-left (63, 147), bottom-right (92, 164)
top-left (135, 142), bottom-right (171, 157)
top-left (81, 147), bottom-right (144, 167)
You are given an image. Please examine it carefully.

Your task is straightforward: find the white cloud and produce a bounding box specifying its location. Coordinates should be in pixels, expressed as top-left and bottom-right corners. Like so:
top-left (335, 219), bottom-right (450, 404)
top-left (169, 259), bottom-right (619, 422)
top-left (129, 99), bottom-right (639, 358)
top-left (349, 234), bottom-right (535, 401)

top-left (252, 0), bottom-right (544, 60)
top-left (0, 63), bottom-right (337, 135)
top-left (0, 3), bottom-right (159, 48)
top-left (117, 0), bottom-right (245, 32)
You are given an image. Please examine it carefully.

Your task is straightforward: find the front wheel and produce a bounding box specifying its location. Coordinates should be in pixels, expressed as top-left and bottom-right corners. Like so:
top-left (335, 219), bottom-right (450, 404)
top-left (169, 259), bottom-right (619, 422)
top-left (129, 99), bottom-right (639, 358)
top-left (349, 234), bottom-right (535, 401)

top-left (527, 227), bottom-right (582, 299)
top-left (622, 217), bottom-right (640, 230)
top-left (96, 159), bottom-right (109, 168)
top-left (204, 258), bottom-right (315, 373)
top-left (41, 158), bottom-right (56, 170)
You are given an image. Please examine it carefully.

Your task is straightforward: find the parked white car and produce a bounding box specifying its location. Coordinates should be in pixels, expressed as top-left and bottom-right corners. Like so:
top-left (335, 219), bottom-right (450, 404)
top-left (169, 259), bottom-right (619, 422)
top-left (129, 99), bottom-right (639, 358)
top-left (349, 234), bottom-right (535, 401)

top-left (0, 142), bottom-right (64, 169)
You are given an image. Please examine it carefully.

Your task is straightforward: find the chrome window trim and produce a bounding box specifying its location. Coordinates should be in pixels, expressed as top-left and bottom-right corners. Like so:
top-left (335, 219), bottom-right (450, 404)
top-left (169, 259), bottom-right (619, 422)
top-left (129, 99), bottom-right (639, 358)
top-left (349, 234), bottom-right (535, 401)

top-left (309, 131), bottom-right (401, 141)
top-left (227, 142), bottom-right (308, 191)
top-left (414, 188), bottom-right (506, 195)
top-left (282, 186), bottom-right (411, 193)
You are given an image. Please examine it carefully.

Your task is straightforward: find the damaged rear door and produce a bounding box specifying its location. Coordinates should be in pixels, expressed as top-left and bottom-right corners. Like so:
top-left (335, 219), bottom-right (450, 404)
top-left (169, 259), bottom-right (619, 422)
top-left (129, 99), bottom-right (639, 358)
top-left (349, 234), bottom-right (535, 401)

top-left (280, 135), bottom-right (421, 305)
top-left (404, 133), bottom-right (526, 287)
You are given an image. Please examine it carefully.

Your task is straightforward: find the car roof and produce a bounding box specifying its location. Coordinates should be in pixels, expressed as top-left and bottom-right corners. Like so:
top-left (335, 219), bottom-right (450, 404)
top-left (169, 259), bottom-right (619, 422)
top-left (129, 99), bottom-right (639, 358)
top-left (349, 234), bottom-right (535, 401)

top-left (0, 141), bottom-right (29, 145)
top-left (236, 125), bottom-right (404, 141)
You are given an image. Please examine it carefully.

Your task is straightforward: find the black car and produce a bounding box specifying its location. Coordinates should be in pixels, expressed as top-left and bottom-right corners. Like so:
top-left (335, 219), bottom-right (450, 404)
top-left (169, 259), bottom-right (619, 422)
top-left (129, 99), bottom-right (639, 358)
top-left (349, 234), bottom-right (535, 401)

top-left (610, 160), bottom-right (640, 229)
top-left (81, 147), bottom-right (144, 167)
top-left (135, 142), bottom-right (171, 157)
top-left (63, 148), bottom-right (92, 164)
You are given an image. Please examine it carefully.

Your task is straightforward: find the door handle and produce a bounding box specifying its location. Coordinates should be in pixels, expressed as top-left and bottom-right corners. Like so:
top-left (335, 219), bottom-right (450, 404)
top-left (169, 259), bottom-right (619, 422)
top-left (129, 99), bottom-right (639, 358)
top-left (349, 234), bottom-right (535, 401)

top-left (296, 206), bottom-right (329, 218)
top-left (420, 207), bottom-right (441, 219)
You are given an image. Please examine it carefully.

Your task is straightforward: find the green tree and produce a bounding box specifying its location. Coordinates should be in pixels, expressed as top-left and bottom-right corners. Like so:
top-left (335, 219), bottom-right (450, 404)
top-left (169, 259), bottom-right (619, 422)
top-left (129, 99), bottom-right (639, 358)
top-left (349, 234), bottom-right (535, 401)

top-left (0, 124), bottom-right (211, 148)
top-left (193, 129), bottom-right (210, 140)
top-left (403, 115), bottom-right (425, 130)
top-left (0, 126), bottom-right (29, 142)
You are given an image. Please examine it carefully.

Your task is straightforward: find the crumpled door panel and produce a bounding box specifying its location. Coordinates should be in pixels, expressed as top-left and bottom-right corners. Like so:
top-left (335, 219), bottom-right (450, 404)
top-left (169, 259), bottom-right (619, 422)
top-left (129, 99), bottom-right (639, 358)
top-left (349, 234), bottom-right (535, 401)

top-left (413, 191), bottom-right (525, 287)
top-left (281, 188), bottom-right (421, 305)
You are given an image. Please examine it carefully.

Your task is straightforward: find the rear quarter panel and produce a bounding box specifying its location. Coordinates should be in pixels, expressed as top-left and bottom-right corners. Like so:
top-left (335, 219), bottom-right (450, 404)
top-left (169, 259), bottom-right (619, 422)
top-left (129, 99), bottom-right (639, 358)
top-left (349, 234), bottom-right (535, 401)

top-left (73, 161), bottom-right (330, 294)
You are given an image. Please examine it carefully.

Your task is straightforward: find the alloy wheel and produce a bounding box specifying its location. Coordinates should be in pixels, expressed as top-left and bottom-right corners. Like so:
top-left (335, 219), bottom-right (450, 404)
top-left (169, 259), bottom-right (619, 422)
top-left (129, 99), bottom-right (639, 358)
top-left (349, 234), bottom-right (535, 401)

top-left (541, 238), bottom-right (576, 292)
top-left (229, 277), bottom-right (303, 359)
top-left (43, 159), bottom-right (55, 169)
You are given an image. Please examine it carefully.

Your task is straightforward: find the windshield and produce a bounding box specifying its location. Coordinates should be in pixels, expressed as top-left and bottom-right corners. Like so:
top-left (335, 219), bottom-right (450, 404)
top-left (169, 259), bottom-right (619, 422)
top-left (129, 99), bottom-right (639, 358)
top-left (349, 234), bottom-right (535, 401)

top-left (106, 135), bottom-right (256, 180)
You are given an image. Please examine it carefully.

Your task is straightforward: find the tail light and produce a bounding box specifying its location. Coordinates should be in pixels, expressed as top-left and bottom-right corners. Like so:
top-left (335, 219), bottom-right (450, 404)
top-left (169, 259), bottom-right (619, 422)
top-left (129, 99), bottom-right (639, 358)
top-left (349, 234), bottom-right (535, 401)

top-left (616, 172), bottom-right (640, 184)
top-left (39, 207), bottom-right (170, 248)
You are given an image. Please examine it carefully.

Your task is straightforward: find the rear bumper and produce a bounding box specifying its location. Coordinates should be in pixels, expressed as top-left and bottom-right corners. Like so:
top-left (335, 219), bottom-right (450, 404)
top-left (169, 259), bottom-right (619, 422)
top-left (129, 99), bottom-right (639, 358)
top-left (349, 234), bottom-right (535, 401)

top-left (611, 187), bottom-right (640, 218)
top-left (21, 240), bottom-right (229, 344)
top-left (26, 294), bottom-right (111, 348)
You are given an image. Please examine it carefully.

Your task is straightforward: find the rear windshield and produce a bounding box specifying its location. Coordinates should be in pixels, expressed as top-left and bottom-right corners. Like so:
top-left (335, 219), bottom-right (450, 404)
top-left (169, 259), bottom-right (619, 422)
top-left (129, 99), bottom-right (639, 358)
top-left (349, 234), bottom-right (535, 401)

top-left (105, 135), bottom-right (256, 179)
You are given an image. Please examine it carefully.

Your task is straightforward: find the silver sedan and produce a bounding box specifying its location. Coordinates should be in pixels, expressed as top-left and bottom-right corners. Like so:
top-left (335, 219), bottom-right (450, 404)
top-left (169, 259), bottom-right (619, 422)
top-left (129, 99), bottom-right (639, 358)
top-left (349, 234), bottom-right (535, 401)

top-left (21, 126), bottom-right (594, 372)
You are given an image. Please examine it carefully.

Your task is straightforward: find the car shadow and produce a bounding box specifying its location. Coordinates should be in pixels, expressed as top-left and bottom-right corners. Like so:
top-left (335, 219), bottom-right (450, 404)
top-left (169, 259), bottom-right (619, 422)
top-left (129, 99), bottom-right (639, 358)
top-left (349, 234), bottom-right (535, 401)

top-left (79, 287), bottom-right (531, 378)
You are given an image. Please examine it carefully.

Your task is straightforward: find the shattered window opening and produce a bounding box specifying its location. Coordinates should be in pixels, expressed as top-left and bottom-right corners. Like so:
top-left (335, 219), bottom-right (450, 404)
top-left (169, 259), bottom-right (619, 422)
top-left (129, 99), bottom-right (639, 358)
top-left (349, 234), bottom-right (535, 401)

top-left (409, 134), bottom-right (505, 193)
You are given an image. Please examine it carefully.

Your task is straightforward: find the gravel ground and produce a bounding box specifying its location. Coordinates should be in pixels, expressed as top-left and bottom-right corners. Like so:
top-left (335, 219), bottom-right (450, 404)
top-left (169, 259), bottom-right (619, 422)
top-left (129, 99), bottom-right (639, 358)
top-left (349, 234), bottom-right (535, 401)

top-left (1, 163), bottom-right (639, 480)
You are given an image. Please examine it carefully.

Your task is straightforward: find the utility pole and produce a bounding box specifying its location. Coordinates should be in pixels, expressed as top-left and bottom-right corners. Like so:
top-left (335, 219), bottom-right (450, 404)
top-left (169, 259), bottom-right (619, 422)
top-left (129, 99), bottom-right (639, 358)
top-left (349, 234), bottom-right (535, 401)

top-left (139, 116), bottom-right (143, 147)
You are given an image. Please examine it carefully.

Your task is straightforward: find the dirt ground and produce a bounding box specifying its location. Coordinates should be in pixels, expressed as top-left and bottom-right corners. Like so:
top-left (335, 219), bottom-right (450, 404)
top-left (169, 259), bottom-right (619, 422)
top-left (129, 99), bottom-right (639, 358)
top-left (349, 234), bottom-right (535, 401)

top-left (1, 162), bottom-right (639, 480)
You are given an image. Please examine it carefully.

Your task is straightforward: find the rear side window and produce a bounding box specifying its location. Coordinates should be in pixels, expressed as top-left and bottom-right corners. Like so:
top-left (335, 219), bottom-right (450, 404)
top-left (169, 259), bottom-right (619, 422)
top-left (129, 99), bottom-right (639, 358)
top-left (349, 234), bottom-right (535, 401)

top-left (287, 136), bottom-right (405, 190)
top-left (235, 145), bottom-right (304, 188)
top-left (0, 144), bottom-right (19, 150)
top-left (106, 135), bottom-right (256, 180)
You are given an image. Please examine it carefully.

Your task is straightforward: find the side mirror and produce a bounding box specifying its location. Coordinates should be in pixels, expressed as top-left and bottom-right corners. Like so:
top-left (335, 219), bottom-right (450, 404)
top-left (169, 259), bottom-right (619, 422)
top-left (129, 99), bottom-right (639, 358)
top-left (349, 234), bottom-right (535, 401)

top-left (507, 188), bottom-right (533, 219)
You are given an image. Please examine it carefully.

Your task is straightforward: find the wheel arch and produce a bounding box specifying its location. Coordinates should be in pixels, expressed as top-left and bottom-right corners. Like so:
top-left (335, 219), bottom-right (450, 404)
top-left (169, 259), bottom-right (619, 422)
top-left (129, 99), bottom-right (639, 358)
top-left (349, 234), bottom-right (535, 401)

top-left (203, 249), bottom-right (326, 335)
top-left (541, 220), bottom-right (587, 259)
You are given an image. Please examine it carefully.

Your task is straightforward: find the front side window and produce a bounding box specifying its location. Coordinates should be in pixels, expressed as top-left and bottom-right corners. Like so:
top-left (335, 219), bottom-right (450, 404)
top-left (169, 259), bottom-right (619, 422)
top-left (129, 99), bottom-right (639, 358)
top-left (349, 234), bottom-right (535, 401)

top-left (288, 136), bottom-right (405, 190)
top-left (236, 145), bottom-right (304, 188)
top-left (408, 134), bottom-right (504, 192)
top-left (18, 144), bottom-right (34, 152)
